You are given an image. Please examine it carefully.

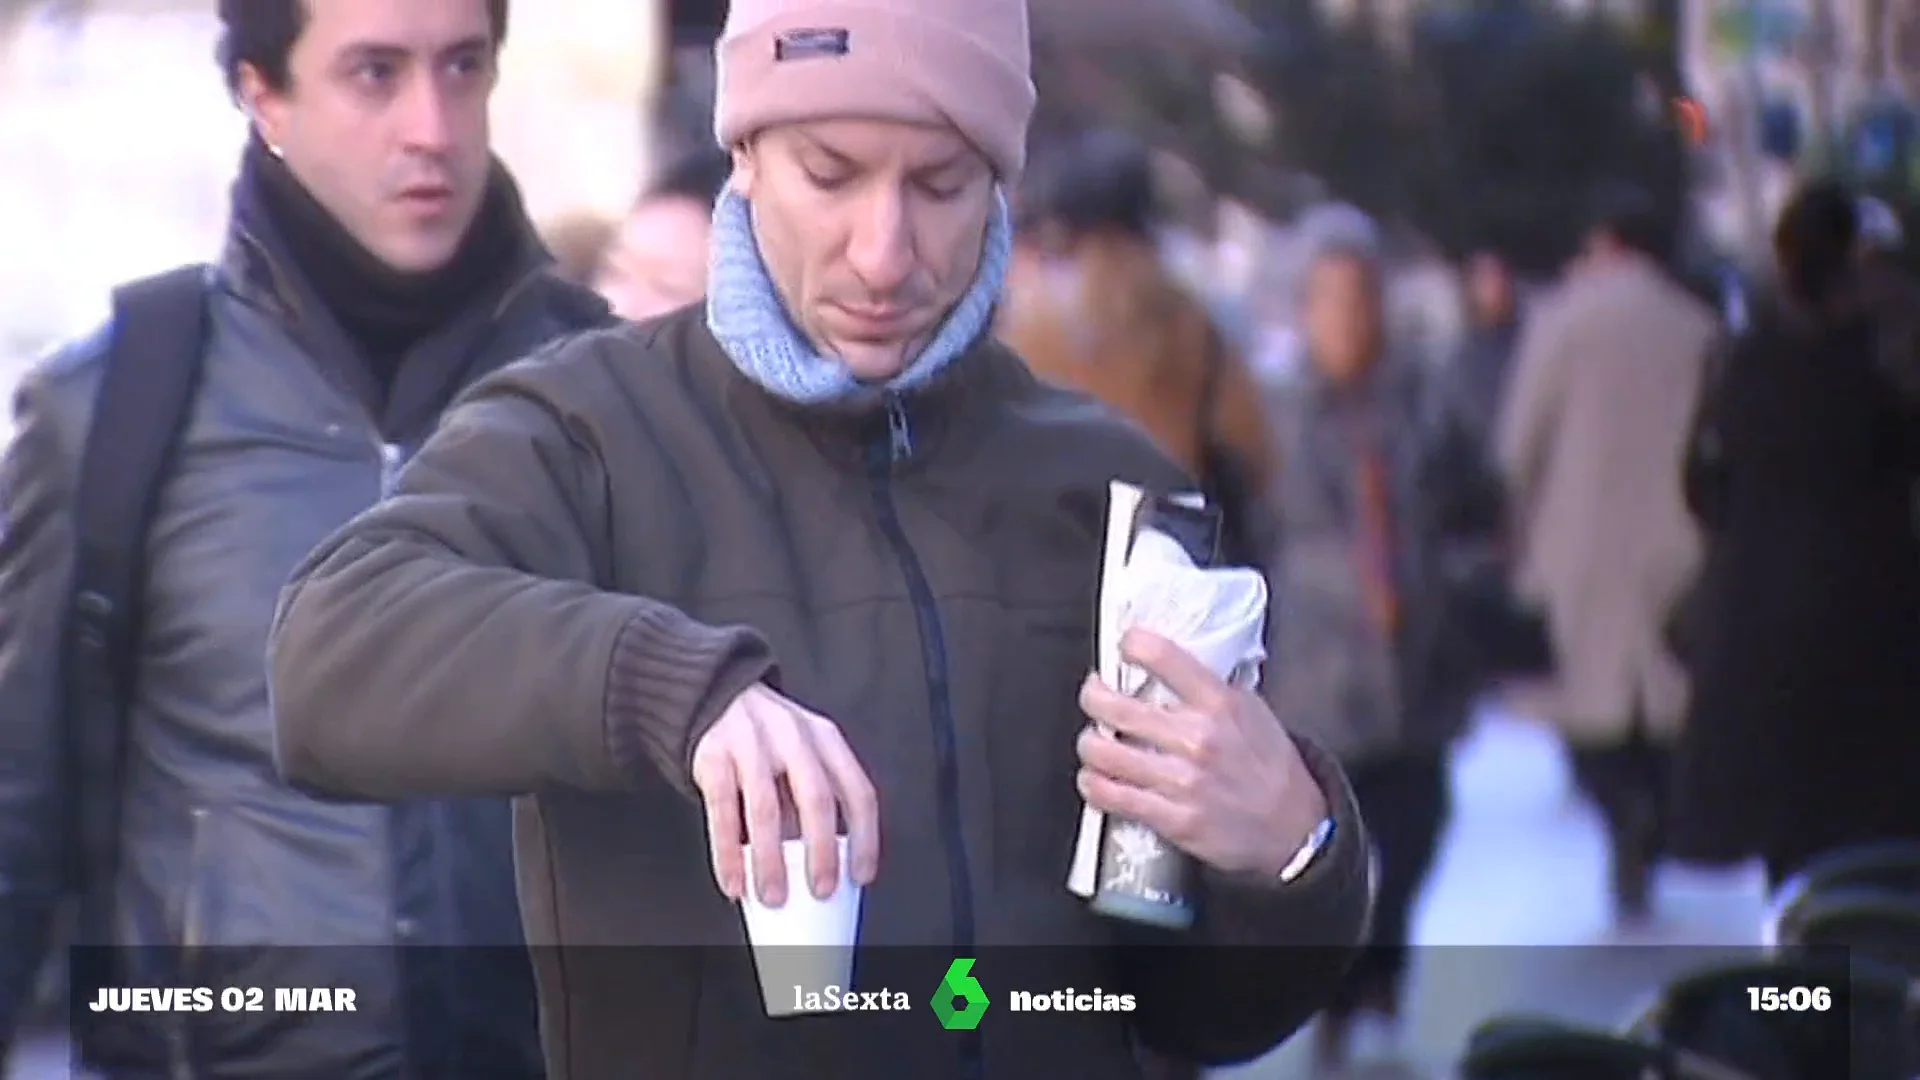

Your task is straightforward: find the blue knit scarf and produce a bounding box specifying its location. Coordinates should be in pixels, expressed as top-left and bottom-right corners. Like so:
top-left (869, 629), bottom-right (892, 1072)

top-left (704, 186), bottom-right (1012, 405)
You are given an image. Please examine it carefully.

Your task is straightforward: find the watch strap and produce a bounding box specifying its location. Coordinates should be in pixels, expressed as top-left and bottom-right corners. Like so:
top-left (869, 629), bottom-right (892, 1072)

top-left (1278, 815), bottom-right (1337, 884)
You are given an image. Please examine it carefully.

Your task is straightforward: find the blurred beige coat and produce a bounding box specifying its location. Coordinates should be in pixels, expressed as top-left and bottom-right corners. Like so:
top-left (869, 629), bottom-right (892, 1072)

top-left (1495, 259), bottom-right (1718, 743)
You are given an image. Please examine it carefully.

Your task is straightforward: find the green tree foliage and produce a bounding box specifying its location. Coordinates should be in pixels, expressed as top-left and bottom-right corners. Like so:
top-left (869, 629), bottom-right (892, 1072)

top-left (1241, 0), bottom-right (1425, 226)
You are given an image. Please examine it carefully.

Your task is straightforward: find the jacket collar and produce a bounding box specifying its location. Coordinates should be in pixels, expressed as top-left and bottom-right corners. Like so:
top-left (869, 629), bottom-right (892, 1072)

top-left (685, 309), bottom-right (1031, 476)
top-left (703, 187), bottom-right (1013, 408)
top-left (216, 166), bottom-right (553, 339)
top-left (211, 166), bottom-right (569, 440)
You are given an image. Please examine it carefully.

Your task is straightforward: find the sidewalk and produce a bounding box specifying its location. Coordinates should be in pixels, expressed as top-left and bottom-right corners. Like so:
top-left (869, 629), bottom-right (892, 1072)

top-left (1223, 710), bottom-right (1770, 1078)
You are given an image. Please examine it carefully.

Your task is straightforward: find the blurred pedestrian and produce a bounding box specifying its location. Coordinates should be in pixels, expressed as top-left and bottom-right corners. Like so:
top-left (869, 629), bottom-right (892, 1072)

top-left (0, 1), bottom-right (610, 1075)
top-left (1432, 247), bottom-right (1551, 689)
top-left (1266, 237), bottom-right (1491, 1070)
top-left (1444, 247), bottom-right (1524, 448)
top-left (1496, 189), bottom-right (1717, 923)
top-left (1673, 182), bottom-right (1920, 887)
top-left (264, 0), bottom-right (1371, 1076)
top-left (998, 128), bottom-right (1278, 567)
top-left (594, 146), bottom-right (730, 321)
top-left (542, 209), bottom-right (618, 287)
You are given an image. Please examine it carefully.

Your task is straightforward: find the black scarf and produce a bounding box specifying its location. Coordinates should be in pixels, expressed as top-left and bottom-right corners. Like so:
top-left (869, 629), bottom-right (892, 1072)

top-left (232, 137), bottom-right (533, 388)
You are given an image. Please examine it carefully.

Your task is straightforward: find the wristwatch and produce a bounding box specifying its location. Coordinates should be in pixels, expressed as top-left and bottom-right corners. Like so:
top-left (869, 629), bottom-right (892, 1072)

top-left (1277, 816), bottom-right (1337, 884)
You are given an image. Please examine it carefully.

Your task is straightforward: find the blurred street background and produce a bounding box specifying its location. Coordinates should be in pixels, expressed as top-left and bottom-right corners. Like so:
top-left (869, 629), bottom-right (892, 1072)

top-left (3, 0), bottom-right (1913, 1077)
top-left (7, 0), bottom-right (1920, 384)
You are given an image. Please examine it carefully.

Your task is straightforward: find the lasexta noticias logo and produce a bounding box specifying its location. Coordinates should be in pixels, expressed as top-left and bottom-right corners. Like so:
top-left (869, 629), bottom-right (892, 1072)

top-left (931, 958), bottom-right (989, 1030)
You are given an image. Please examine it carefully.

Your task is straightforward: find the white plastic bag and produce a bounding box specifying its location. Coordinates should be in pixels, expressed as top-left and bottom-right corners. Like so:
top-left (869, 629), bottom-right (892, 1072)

top-left (1065, 481), bottom-right (1269, 899)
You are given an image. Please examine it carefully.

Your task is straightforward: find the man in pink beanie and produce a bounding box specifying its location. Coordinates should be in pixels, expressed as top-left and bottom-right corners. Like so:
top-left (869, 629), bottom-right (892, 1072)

top-left (703, 0), bottom-right (1039, 392)
top-left (715, 0), bottom-right (1036, 182)
top-left (267, 1), bottom-right (1371, 1077)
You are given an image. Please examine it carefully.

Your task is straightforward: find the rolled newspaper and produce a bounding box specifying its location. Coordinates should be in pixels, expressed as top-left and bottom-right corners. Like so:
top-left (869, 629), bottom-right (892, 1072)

top-left (1066, 481), bottom-right (1269, 928)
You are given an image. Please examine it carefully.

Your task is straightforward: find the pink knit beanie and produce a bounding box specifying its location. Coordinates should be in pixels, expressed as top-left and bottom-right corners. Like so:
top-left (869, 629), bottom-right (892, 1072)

top-left (713, 0), bottom-right (1036, 180)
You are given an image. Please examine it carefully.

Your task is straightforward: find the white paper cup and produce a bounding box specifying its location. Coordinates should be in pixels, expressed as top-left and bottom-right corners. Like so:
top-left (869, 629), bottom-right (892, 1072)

top-left (739, 836), bottom-right (862, 1018)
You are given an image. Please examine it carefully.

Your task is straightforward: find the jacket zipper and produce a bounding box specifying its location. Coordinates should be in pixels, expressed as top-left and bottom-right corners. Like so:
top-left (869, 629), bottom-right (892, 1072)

top-left (864, 394), bottom-right (983, 1080)
top-left (229, 230), bottom-right (544, 1076)
top-left (375, 438), bottom-right (434, 1079)
top-left (378, 441), bottom-right (406, 496)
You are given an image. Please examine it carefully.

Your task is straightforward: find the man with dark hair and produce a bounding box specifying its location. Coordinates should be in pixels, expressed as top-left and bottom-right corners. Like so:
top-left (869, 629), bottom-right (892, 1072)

top-left (1769, 182), bottom-right (1861, 308)
top-left (1671, 180), bottom-right (1920, 886)
top-left (215, 0), bottom-right (510, 96)
top-left (0, 0), bottom-right (608, 1076)
top-left (1581, 185), bottom-right (1669, 266)
top-left (595, 147), bottom-right (733, 320)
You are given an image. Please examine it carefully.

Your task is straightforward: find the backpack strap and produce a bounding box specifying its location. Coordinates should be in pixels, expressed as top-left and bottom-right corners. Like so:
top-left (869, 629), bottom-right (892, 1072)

top-left (63, 265), bottom-right (210, 898)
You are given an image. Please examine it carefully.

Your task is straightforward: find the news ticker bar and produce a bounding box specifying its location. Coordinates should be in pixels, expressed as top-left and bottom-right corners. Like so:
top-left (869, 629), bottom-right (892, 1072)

top-left (60, 944), bottom-right (1897, 1012)
top-left (59, 945), bottom-right (1903, 1075)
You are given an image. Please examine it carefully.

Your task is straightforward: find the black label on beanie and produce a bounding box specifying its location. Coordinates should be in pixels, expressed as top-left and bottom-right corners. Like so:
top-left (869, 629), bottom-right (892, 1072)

top-left (774, 27), bottom-right (850, 60)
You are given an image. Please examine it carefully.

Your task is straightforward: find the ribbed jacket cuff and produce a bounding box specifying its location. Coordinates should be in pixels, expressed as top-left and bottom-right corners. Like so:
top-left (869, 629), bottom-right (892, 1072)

top-left (603, 604), bottom-right (776, 797)
top-left (1200, 734), bottom-right (1371, 944)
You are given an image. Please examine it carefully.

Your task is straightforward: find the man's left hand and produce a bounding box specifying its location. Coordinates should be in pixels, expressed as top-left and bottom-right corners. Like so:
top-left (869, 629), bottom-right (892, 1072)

top-left (1076, 627), bottom-right (1329, 879)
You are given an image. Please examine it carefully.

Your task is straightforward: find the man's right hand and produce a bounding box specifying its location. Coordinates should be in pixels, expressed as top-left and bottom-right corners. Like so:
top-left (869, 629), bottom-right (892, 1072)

top-left (691, 684), bottom-right (880, 906)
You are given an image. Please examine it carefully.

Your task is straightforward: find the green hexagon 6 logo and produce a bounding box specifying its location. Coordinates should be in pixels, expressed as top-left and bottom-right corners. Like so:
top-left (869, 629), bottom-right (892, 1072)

top-left (931, 958), bottom-right (990, 1030)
